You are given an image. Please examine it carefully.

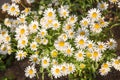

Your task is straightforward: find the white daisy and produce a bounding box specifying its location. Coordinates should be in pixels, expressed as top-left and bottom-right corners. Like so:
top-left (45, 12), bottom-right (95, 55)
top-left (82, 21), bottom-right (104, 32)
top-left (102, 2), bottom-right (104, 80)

top-left (15, 50), bottom-right (27, 61)
top-left (51, 50), bottom-right (58, 58)
top-left (67, 15), bottom-right (77, 24)
top-left (51, 65), bottom-right (62, 78)
top-left (87, 40), bottom-right (96, 51)
top-left (52, 20), bottom-right (60, 30)
top-left (97, 1), bottom-right (108, 11)
top-left (26, 0), bottom-right (35, 4)
top-left (41, 57), bottom-right (50, 68)
top-left (29, 21), bottom-right (39, 33)
top-left (91, 49), bottom-right (102, 61)
top-left (90, 22), bottom-right (102, 33)
top-left (4, 18), bottom-right (12, 27)
top-left (11, 0), bottom-right (21, 3)
top-left (88, 8), bottom-right (101, 21)
top-left (29, 54), bottom-right (40, 64)
top-left (17, 37), bottom-right (28, 49)
top-left (80, 18), bottom-right (90, 28)
top-left (58, 33), bottom-right (68, 41)
top-left (75, 50), bottom-right (85, 61)
top-left (60, 63), bottom-right (68, 76)
top-left (67, 63), bottom-right (75, 74)
top-left (106, 38), bottom-right (117, 49)
top-left (21, 8), bottom-right (31, 15)
top-left (118, 2), bottom-right (120, 8)
top-left (76, 27), bottom-right (89, 37)
top-left (42, 38), bottom-right (48, 45)
top-left (99, 67), bottom-right (110, 76)
top-left (75, 36), bottom-right (88, 49)
top-left (111, 57), bottom-right (120, 71)
top-left (97, 42), bottom-right (107, 52)
top-left (44, 8), bottom-right (56, 19)
top-left (30, 42), bottom-right (38, 51)
top-left (25, 65), bottom-right (36, 78)
top-left (38, 29), bottom-right (47, 38)
top-left (0, 44), bottom-right (8, 55)
top-left (109, 0), bottom-right (118, 4)
top-left (1, 3), bottom-right (10, 12)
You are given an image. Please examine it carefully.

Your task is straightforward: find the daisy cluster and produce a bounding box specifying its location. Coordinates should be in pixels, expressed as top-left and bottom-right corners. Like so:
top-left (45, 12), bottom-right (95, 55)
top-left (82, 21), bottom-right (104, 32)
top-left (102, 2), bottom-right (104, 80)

top-left (0, 0), bottom-right (120, 79)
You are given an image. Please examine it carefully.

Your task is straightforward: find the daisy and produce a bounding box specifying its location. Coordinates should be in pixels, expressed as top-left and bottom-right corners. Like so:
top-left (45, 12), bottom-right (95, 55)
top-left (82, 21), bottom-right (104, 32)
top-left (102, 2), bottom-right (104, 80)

top-left (86, 51), bottom-right (92, 58)
top-left (51, 50), bottom-right (58, 58)
top-left (25, 65), bottom-right (36, 78)
top-left (21, 8), bottom-right (31, 15)
top-left (29, 21), bottom-right (39, 33)
top-left (52, 20), bottom-right (60, 30)
top-left (99, 67), bottom-right (110, 76)
top-left (51, 59), bottom-right (58, 65)
top-left (54, 39), bottom-right (68, 51)
top-left (58, 33), bottom-right (68, 41)
top-left (15, 50), bottom-right (27, 61)
top-left (4, 18), bottom-right (12, 27)
top-left (75, 36), bottom-right (88, 49)
top-left (80, 18), bottom-right (90, 28)
top-left (30, 42), bottom-right (38, 51)
top-left (111, 57), bottom-right (120, 71)
top-left (1, 3), bottom-right (10, 12)
top-left (16, 24), bottom-right (28, 36)
top-left (11, 0), bottom-right (21, 3)
top-left (87, 40), bottom-right (96, 51)
top-left (44, 8), bottom-right (56, 18)
top-left (41, 57), bottom-right (50, 68)
top-left (75, 50), bottom-right (85, 61)
top-left (8, 3), bottom-right (20, 16)
top-left (58, 5), bottom-right (69, 18)
top-left (63, 44), bottom-right (74, 57)
top-left (42, 38), bottom-right (48, 45)
top-left (97, 1), bottom-right (108, 11)
top-left (67, 15), bottom-right (77, 24)
top-left (63, 23), bottom-right (74, 32)
top-left (51, 65), bottom-right (62, 78)
top-left (106, 38), bottom-right (117, 49)
top-left (90, 23), bottom-right (102, 33)
top-left (3, 34), bottom-right (11, 43)
top-left (109, 0), bottom-right (118, 4)
top-left (97, 42), bottom-right (107, 52)
top-left (67, 63), bottom-right (75, 74)
top-left (118, 2), bottom-right (120, 8)
top-left (67, 30), bottom-right (75, 39)
top-left (76, 27), bottom-right (89, 37)
top-left (0, 29), bottom-right (8, 36)
top-left (34, 36), bottom-right (42, 44)
top-left (91, 49), bottom-right (102, 61)
top-left (88, 8), bottom-right (101, 21)
top-left (98, 17), bottom-right (109, 28)
top-left (29, 54), bottom-right (40, 64)
top-left (17, 15), bottom-right (26, 24)
top-left (38, 29), bottom-right (47, 38)
top-left (17, 37), bottom-right (28, 49)
top-left (0, 44), bottom-right (8, 55)
top-left (60, 63), bottom-right (68, 76)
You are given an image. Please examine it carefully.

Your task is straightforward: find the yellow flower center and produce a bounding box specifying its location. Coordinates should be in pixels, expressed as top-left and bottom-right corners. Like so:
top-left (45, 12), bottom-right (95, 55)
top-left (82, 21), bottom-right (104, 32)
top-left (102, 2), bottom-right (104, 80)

top-left (86, 52), bottom-right (92, 58)
top-left (10, 7), bottom-right (15, 12)
top-left (103, 63), bottom-right (108, 68)
top-left (48, 12), bottom-right (53, 17)
top-left (93, 51), bottom-right (98, 57)
top-left (20, 29), bottom-right (25, 35)
top-left (92, 12), bottom-right (97, 18)
top-left (70, 17), bottom-right (75, 21)
top-left (55, 68), bottom-right (60, 74)
top-left (66, 25), bottom-right (72, 30)
top-left (83, 21), bottom-right (88, 26)
top-left (54, 23), bottom-right (58, 27)
top-left (62, 66), bottom-right (66, 71)
top-left (51, 51), bottom-right (58, 57)
top-left (21, 40), bottom-right (26, 45)
top-left (31, 44), bottom-right (36, 49)
top-left (115, 60), bottom-right (120, 64)
top-left (43, 60), bottom-right (47, 64)
top-left (80, 63), bottom-right (86, 69)
top-left (100, 4), bottom-right (105, 8)
top-left (79, 39), bottom-right (84, 45)
top-left (33, 24), bottom-right (37, 29)
top-left (63, 11), bottom-right (67, 16)
top-left (6, 36), bottom-right (10, 41)
top-left (88, 44), bottom-right (92, 48)
top-left (2, 47), bottom-right (7, 51)
top-left (80, 31), bottom-right (85, 36)
top-left (78, 53), bottom-right (83, 57)
top-left (67, 49), bottom-right (71, 54)
top-left (94, 23), bottom-right (100, 29)
top-left (69, 66), bottom-right (73, 71)
top-left (33, 57), bottom-right (37, 62)
top-left (29, 69), bottom-right (33, 75)
top-left (99, 45), bottom-right (103, 49)
top-left (58, 41), bottom-right (65, 47)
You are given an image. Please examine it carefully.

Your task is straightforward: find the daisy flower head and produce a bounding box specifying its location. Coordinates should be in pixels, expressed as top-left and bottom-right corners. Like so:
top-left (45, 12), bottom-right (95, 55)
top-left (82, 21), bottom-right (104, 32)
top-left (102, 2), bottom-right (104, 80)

top-left (29, 21), bottom-right (39, 34)
top-left (38, 29), bottom-right (47, 38)
top-left (80, 18), bottom-right (90, 28)
top-left (67, 63), bottom-right (75, 74)
top-left (44, 8), bottom-right (56, 19)
top-left (42, 38), bottom-right (48, 45)
top-left (51, 65), bottom-right (62, 78)
top-left (51, 49), bottom-right (58, 58)
top-left (99, 67), bottom-right (110, 76)
top-left (29, 54), bottom-right (40, 64)
top-left (11, 0), bottom-right (21, 3)
top-left (58, 5), bottom-right (69, 18)
top-left (0, 44), bottom-right (8, 55)
top-left (87, 40), bottom-right (96, 51)
top-left (1, 3), bottom-right (10, 12)
top-left (41, 57), bottom-right (50, 68)
top-left (101, 62), bottom-right (111, 69)
top-left (109, 0), bottom-right (119, 4)
top-left (88, 8), bottom-right (101, 21)
top-left (80, 63), bottom-right (86, 69)
top-left (25, 65), bottom-right (36, 78)
top-left (90, 22), bottom-right (102, 33)
top-left (3, 34), bottom-right (11, 43)
top-left (67, 15), bottom-right (77, 24)
top-left (76, 27), bottom-right (89, 37)
top-left (54, 39), bottom-right (68, 51)
top-left (63, 23), bottom-right (74, 32)
top-left (75, 50), bottom-right (85, 61)
top-left (63, 44), bottom-right (74, 57)
top-left (58, 33), bottom-right (68, 41)
top-left (67, 30), bottom-right (75, 39)
top-left (118, 2), bottom-right (120, 8)
top-left (91, 48), bottom-right (102, 61)
top-left (97, 1), bottom-right (108, 11)
top-left (8, 3), bottom-right (20, 16)
top-left (60, 63), bottom-right (69, 76)
top-left (97, 42), bottom-right (107, 52)
top-left (52, 20), bottom-right (61, 30)
top-left (4, 18), bottom-right (12, 27)
top-left (16, 24), bottom-right (28, 36)
top-left (106, 38), bottom-right (117, 49)
top-left (15, 50), bottom-right (27, 61)
top-left (51, 59), bottom-right (58, 65)
top-left (98, 17), bottom-right (109, 28)
top-left (111, 57), bottom-right (120, 71)
top-left (17, 15), bottom-right (27, 24)
top-left (17, 37), bottom-right (28, 49)
top-left (30, 42), bottom-right (38, 51)
top-left (21, 8), bottom-right (31, 15)
top-left (75, 36), bottom-right (88, 49)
